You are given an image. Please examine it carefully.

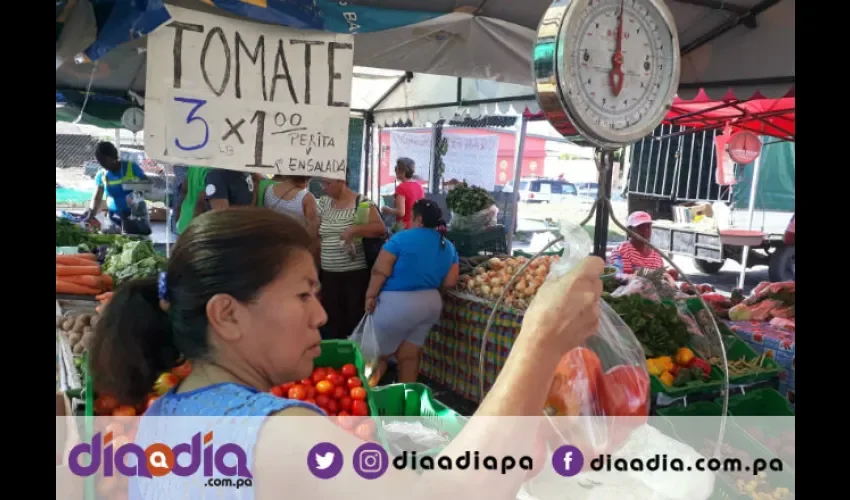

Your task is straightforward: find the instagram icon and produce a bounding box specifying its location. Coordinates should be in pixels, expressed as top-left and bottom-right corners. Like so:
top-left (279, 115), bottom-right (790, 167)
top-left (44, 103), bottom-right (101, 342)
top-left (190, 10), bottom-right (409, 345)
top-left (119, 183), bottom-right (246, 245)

top-left (352, 443), bottom-right (389, 479)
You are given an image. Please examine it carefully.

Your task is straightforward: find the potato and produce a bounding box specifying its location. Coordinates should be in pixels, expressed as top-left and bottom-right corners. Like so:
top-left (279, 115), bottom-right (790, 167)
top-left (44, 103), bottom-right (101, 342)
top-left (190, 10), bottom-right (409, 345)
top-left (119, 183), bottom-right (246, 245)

top-left (62, 318), bottom-right (75, 331)
top-left (72, 343), bottom-right (85, 354)
top-left (81, 333), bottom-right (94, 350)
top-left (69, 332), bottom-right (82, 346)
top-left (56, 316), bottom-right (66, 328)
top-left (72, 317), bottom-right (86, 334)
top-left (78, 314), bottom-right (92, 327)
top-left (89, 315), bottom-right (99, 328)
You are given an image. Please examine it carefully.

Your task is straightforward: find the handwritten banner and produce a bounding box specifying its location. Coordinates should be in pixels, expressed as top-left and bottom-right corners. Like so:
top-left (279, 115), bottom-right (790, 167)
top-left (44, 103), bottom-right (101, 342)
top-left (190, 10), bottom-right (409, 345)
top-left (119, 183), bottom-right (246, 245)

top-left (388, 131), bottom-right (432, 183)
top-left (443, 134), bottom-right (499, 191)
top-left (144, 5), bottom-right (354, 180)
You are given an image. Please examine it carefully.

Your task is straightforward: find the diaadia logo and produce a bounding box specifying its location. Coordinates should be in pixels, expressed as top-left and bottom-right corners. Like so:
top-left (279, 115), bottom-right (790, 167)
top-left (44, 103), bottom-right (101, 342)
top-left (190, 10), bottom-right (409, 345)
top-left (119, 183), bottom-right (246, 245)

top-left (68, 431), bottom-right (252, 479)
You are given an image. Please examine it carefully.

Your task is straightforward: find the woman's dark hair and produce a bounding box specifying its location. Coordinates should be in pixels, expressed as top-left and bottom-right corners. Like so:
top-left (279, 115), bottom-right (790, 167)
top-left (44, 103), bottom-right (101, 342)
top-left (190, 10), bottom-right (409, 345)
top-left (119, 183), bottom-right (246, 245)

top-left (274, 175), bottom-right (311, 185)
top-left (412, 199), bottom-right (448, 247)
top-left (95, 141), bottom-right (118, 159)
top-left (89, 207), bottom-right (313, 404)
top-left (395, 158), bottom-right (415, 179)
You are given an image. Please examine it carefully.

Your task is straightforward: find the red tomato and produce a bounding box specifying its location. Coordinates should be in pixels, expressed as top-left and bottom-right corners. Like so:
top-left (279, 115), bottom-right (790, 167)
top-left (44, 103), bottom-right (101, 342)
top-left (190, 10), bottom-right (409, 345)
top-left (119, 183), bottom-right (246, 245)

top-left (288, 384), bottom-right (308, 401)
top-left (112, 406), bottom-right (137, 417)
top-left (153, 373), bottom-right (180, 396)
top-left (340, 363), bottom-right (357, 378)
top-left (304, 398), bottom-right (316, 405)
top-left (312, 395), bottom-right (328, 409)
top-left (338, 396), bottom-right (353, 412)
top-left (311, 368), bottom-right (328, 384)
top-left (171, 361), bottom-right (192, 380)
top-left (332, 386), bottom-right (347, 400)
top-left (598, 366), bottom-right (650, 417)
top-left (354, 420), bottom-right (375, 441)
top-left (300, 378), bottom-right (314, 387)
top-left (94, 395), bottom-right (119, 416)
top-left (324, 367), bottom-right (338, 377)
top-left (337, 410), bottom-right (351, 417)
top-left (346, 377), bottom-right (362, 389)
top-left (327, 411), bottom-right (337, 417)
top-left (325, 399), bottom-right (339, 414)
top-left (350, 387), bottom-right (367, 401)
top-left (544, 347), bottom-right (603, 416)
top-left (315, 380), bottom-right (334, 395)
top-left (351, 399), bottom-right (369, 417)
top-left (329, 374), bottom-right (345, 387)
top-left (281, 382), bottom-right (296, 393)
top-left (306, 386), bottom-right (317, 399)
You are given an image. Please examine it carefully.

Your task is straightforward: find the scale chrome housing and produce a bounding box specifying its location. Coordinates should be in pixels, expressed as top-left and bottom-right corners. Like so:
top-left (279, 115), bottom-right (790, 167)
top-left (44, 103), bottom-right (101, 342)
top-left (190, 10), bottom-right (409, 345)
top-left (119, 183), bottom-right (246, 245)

top-left (533, 0), bottom-right (681, 150)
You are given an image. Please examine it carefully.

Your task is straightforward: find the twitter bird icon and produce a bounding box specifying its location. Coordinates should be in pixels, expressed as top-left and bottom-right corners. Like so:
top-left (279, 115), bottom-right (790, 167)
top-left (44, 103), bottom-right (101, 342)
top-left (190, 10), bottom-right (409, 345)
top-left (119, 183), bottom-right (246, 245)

top-left (308, 442), bottom-right (343, 479)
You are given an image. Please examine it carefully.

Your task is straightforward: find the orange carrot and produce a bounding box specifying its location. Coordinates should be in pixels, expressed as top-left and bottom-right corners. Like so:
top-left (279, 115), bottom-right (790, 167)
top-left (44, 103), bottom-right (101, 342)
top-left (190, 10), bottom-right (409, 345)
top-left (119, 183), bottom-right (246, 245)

top-left (60, 275), bottom-right (106, 290)
top-left (56, 255), bottom-right (99, 267)
top-left (56, 265), bottom-right (101, 277)
top-left (96, 292), bottom-right (114, 302)
top-left (75, 253), bottom-right (98, 261)
top-left (101, 275), bottom-right (114, 289)
top-left (56, 280), bottom-right (102, 295)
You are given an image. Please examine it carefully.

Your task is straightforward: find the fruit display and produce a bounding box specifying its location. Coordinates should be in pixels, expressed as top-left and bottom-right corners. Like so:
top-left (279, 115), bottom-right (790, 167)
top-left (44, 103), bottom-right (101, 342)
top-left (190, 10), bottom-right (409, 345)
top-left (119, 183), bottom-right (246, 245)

top-left (56, 254), bottom-right (114, 296)
top-left (268, 364), bottom-right (376, 440)
top-left (91, 360), bottom-right (192, 417)
top-left (728, 281), bottom-right (795, 325)
top-left (458, 255), bottom-right (557, 309)
top-left (646, 348), bottom-right (712, 388)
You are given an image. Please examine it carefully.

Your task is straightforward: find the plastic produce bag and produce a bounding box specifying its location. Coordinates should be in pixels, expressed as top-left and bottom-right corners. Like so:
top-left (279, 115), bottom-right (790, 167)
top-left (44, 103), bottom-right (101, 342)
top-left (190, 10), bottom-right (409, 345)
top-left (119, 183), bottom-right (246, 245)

top-left (448, 205), bottom-right (499, 232)
top-left (348, 314), bottom-right (381, 384)
top-left (543, 220), bottom-right (650, 456)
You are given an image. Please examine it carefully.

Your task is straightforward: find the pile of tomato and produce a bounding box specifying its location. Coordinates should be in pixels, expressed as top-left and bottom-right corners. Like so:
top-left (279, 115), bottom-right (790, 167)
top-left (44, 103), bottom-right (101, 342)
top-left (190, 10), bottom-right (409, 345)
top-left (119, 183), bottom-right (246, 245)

top-left (269, 363), bottom-right (377, 440)
top-left (92, 360), bottom-right (192, 418)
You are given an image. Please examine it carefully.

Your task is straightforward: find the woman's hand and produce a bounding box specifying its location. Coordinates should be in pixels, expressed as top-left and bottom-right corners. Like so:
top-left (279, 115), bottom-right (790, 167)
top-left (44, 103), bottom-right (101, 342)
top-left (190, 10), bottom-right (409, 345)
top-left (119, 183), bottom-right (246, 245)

top-left (520, 256), bottom-right (604, 355)
top-left (381, 205), bottom-right (394, 216)
top-left (365, 296), bottom-right (376, 313)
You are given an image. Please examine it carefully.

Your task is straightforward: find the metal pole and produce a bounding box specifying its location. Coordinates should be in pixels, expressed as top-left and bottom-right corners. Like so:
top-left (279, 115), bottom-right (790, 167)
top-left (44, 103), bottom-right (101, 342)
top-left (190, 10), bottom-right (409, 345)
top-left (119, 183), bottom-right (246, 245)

top-left (165, 170), bottom-right (171, 258)
top-left (593, 149), bottom-right (615, 257)
top-left (507, 115), bottom-right (528, 251)
top-left (737, 137), bottom-right (763, 289)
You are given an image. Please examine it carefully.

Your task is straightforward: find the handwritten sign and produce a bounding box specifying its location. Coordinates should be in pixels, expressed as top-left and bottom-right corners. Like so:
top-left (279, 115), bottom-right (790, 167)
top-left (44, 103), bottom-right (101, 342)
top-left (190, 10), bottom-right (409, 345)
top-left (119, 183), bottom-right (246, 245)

top-left (388, 131), bottom-right (432, 182)
top-left (144, 5), bottom-right (354, 180)
top-left (443, 134), bottom-right (499, 191)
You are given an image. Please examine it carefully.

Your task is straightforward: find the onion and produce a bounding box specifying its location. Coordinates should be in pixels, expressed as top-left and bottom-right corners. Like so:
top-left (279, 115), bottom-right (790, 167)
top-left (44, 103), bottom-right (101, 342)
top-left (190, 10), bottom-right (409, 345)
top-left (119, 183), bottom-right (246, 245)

top-left (488, 257), bottom-right (504, 269)
top-left (480, 284), bottom-right (491, 295)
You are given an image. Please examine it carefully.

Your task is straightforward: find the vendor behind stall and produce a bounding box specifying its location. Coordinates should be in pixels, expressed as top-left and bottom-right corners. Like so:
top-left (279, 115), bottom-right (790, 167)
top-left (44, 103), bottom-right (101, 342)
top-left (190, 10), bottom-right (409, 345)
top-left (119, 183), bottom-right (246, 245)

top-left (608, 211), bottom-right (675, 277)
top-left (85, 141), bottom-right (151, 235)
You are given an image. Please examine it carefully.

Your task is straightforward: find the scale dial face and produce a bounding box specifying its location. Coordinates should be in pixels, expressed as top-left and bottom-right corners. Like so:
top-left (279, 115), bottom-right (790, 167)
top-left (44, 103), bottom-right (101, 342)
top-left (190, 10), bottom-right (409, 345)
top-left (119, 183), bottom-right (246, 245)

top-left (122, 107), bottom-right (145, 133)
top-left (534, 0), bottom-right (680, 149)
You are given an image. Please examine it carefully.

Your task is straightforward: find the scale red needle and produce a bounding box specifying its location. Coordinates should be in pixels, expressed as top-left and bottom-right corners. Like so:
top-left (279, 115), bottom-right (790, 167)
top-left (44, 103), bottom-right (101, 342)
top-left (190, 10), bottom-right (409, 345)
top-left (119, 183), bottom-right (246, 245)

top-left (609, 0), bottom-right (625, 97)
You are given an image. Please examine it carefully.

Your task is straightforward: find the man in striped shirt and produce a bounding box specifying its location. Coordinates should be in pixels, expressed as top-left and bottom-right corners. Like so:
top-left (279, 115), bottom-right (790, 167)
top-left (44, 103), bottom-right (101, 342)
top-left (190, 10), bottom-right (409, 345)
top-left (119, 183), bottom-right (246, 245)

top-left (608, 211), bottom-right (675, 277)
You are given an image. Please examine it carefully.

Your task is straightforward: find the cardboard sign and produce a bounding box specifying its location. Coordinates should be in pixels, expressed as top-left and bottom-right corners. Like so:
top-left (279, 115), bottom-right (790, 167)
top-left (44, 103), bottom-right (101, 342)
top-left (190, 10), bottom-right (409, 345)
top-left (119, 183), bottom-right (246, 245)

top-left (144, 5), bottom-right (354, 180)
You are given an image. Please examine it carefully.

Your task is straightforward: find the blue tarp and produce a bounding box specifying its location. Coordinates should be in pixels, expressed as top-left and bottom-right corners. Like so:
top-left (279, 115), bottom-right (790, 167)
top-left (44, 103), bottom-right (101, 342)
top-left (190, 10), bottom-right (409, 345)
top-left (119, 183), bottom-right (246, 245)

top-left (81, 0), bottom-right (443, 61)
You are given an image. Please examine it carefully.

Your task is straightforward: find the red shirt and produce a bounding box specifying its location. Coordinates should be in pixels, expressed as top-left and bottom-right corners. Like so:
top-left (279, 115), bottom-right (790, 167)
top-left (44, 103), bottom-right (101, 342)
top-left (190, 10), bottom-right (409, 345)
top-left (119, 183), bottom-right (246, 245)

top-left (395, 181), bottom-right (424, 229)
top-left (608, 241), bottom-right (664, 274)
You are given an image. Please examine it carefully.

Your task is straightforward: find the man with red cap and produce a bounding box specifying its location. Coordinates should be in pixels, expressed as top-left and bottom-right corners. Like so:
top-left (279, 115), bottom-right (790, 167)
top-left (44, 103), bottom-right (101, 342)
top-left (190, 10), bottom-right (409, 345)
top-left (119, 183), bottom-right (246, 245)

top-left (609, 211), bottom-right (677, 278)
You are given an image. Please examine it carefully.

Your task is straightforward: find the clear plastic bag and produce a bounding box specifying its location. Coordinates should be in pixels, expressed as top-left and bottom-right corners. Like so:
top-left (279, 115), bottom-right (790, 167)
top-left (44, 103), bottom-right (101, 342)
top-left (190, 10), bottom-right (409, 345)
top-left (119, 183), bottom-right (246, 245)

top-left (348, 314), bottom-right (381, 384)
top-left (542, 220), bottom-right (651, 456)
top-left (448, 205), bottom-right (499, 232)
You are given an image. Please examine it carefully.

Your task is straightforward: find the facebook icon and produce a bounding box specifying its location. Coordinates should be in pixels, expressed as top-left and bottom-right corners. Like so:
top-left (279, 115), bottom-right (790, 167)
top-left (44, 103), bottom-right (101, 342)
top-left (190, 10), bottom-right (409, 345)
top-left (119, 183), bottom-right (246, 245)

top-left (552, 445), bottom-right (584, 477)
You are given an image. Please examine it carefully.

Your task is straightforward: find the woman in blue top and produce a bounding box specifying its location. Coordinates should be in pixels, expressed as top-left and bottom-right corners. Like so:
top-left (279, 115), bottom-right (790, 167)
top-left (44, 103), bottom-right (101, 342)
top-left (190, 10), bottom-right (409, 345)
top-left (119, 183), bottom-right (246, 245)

top-left (85, 141), bottom-right (151, 235)
top-left (86, 207), bottom-right (605, 500)
top-left (364, 199), bottom-right (459, 384)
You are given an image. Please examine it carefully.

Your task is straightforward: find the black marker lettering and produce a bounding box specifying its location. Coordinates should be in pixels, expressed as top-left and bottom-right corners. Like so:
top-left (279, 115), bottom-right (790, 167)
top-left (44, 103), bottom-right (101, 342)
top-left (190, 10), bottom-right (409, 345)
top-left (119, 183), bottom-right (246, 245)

top-left (270, 39), bottom-right (298, 104)
top-left (328, 42), bottom-right (353, 107)
top-left (234, 32), bottom-right (267, 100)
top-left (167, 21), bottom-right (203, 89)
top-left (290, 40), bottom-right (324, 105)
top-left (200, 27), bottom-right (231, 97)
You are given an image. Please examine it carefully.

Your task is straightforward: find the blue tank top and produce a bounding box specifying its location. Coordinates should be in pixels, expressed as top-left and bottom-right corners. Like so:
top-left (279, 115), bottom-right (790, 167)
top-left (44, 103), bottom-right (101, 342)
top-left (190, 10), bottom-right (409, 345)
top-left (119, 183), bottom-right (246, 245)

top-left (129, 383), bottom-right (323, 500)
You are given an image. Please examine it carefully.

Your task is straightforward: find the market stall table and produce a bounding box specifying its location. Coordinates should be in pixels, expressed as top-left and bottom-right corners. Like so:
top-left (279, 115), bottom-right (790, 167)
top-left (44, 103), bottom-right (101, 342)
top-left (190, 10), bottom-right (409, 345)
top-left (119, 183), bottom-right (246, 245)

top-left (725, 320), bottom-right (795, 408)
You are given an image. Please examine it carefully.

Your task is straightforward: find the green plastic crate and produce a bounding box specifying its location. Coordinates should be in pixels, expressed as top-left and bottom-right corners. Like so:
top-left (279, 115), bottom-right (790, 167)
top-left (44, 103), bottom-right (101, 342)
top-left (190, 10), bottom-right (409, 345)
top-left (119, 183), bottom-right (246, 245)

top-left (313, 340), bottom-right (379, 416)
top-left (726, 388), bottom-right (794, 417)
top-left (650, 364), bottom-right (725, 398)
top-left (447, 225), bottom-right (507, 257)
top-left (720, 338), bottom-right (781, 385)
top-left (370, 383), bottom-right (466, 458)
top-left (657, 400), bottom-right (725, 417)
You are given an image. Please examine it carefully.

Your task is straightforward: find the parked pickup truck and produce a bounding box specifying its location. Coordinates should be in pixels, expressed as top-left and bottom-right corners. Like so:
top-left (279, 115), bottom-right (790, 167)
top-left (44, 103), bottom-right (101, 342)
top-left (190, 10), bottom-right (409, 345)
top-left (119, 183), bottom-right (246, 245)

top-left (625, 125), bottom-right (795, 282)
